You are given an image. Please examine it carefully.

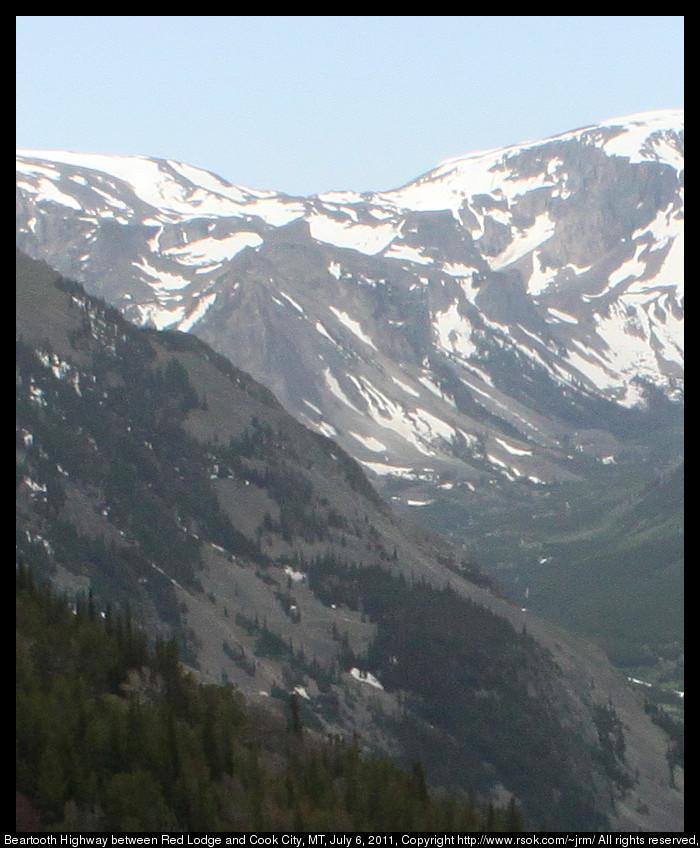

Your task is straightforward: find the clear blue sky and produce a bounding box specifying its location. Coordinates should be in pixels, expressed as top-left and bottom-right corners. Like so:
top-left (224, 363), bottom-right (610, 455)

top-left (16, 16), bottom-right (684, 197)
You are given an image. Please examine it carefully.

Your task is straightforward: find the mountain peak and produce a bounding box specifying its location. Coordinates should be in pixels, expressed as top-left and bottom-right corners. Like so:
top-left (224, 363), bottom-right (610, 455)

top-left (433, 107), bottom-right (684, 174)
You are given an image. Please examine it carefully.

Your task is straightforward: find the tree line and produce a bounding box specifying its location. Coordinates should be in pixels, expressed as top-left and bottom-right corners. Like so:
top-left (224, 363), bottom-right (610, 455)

top-left (16, 561), bottom-right (523, 833)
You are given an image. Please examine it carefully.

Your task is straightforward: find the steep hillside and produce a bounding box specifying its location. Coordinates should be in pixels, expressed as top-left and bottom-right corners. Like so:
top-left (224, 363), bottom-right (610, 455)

top-left (16, 252), bottom-right (683, 830)
top-left (15, 110), bottom-right (684, 673)
top-left (17, 563), bottom-right (524, 833)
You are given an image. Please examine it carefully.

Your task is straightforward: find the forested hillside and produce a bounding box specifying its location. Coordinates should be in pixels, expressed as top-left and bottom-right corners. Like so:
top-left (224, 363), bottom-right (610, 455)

top-left (16, 563), bottom-right (524, 833)
top-left (16, 252), bottom-right (683, 832)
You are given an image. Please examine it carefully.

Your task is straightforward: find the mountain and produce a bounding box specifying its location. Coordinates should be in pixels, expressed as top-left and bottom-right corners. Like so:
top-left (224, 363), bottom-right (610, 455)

top-left (16, 562), bottom-right (525, 832)
top-left (16, 251), bottom-right (683, 831)
top-left (16, 109), bottom-right (684, 673)
top-left (15, 109), bottom-right (684, 470)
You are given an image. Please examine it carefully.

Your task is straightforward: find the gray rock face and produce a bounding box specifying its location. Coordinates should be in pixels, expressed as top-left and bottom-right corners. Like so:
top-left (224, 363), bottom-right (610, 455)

top-left (16, 110), bottom-right (683, 497)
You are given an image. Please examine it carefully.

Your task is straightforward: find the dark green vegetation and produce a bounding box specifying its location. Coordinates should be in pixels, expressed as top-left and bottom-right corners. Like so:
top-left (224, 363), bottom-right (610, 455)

top-left (16, 252), bottom-right (680, 831)
top-left (17, 563), bottom-right (524, 832)
top-left (409, 408), bottom-right (683, 683)
top-left (16, 250), bottom-right (377, 652)
top-left (307, 558), bottom-right (612, 831)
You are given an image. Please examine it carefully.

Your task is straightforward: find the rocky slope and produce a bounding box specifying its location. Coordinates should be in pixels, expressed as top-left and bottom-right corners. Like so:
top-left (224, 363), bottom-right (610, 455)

top-left (16, 109), bottom-right (683, 489)
top-left (16, 252), bottom-right (683, 831)
top-left (16, 110), bottom-right (684, 679)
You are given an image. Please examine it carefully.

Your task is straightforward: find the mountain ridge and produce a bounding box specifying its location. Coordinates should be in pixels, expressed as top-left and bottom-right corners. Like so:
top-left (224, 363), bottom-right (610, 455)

top-left (16, 109), bottom-right (683, 673)
top-left (16, 250), bottom-right (683, 831)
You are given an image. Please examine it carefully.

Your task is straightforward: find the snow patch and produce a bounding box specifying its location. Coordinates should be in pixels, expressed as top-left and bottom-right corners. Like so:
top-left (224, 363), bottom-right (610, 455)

top-left (308, 212), bottom-right (399, 255)
top-left (323, 368), bottom-right (363, 414)
top-left (178, 293), bottom-right (218, 332)
top-left (329, 307), bottom-right (377, 350)
top-left (494, 437), bottom-right (532, 457)
top-left (349, 431), bottom-right (387, 453)
top-left (349, 668), bottom-right (384, 690)
top-left (315, 321), bottom-right (338, 346)
top-left (383, 243), bottom-right (433, 265)
top-left (284, 566), bottom-right (306, 583)
top-left (133, 257), bottom-right (191, 292)
top-left (488, 212), bottom-right (556, 272)
top-left (164, 231), bottom-right (263, 265)
top-left (433, 300), bottom-right (477, 359)
top-left (279, 291), bottom-right (304, 313)
top-left (391, 376), bottom-right (420, 397)
top-left (546, 307), bottom-right (579, 325)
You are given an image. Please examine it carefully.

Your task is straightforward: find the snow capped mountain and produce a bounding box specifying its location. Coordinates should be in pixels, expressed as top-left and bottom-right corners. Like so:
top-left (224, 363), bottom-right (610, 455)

top-left (16, 114), bottom-right (684, 828)
top-left (16, 109), bottom-right (683, 494)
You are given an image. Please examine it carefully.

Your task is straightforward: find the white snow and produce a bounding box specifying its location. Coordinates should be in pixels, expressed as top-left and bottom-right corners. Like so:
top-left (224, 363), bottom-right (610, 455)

top-left (391, 375), bottom-right (420, 397)
top-left (16, 156), bottom-right (63, 179)
top-left (342, 377), bottom-right (436, 457)
top-left (328, 306), bottom-right (377, 350)
top-left (308, 212), bottom-right (399, 255)
top-left (163, 231), bottom-right (263, 265)
top-left (323, 368), bottom-right (363, 414)
top-left (345, 374), bottom-right (458, 456)
top-left (527, 252), bottom-right (559, 296)
top-left (410, 407), bottom-right (458, 445)
top-left (546, 307), bottom-right (579, 324)
top-left (608, 244), bottom-right (649, 288)
top-left (29, 383), bottom-right (46, 407)
top-left (17, 149), bottom-right (306, 226)
top-left (383, 243), bottom-right (433, 265)
top-left (433, 300), bottom-right (477, 359)
top-left (91, 187), bottom-right (129, 211)
top-left (194, 262), bottom-right (223, 275)
top-left (279, 291), bottom-right (304, 313)
top-left (488, 212), bottom-right (556, 272)
top-left (134, 302), bottom-right (186, 331)
top-left (24, 477), bottom-right (47, 494)
top-left (177, 293), bottom-right (218, 332)
top-left (317, 190), bottom-right (365, 204)
top-left (494, 437), bottom-right (532, 456)
top-left (284, 566), bottom-right (306, 583)
top-left (443, 261), bottom-right (479, 277)
top-left (459, 361), bottom-right (495, 388)
top-left (317, 421), bottom-right (339, 438)
top-left (166, 160), bottom-right (244, 195)
top-left (302, 399), bottom-right (323, 416)
top-left (627, 200), bottom-right (684, 297)
top-left (245, 197), bottom-right (306, 227)
top-left (133, 257), bottom-right (191, 292)
top-left (349, 668), bottom-right (384, 690)
top-left (348, 431), bottom-right (387, 453)
top-left (598, 109), bottom-right (684, 170)
top-left (418, 376), bottom-right (456, 407)
top-left (361, 461), bottom-right (426, 479)
top-left (315, 321), bottom-right (338, 346)
top-left (588, 298), bottom-right (682, 399)
top-left (29, 177), bottom-right (83, 210)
